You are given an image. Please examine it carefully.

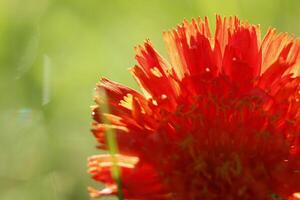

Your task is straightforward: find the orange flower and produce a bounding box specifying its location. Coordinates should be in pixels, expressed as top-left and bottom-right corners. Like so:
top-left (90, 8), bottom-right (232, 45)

top-left (88, 16), bottom-right (300, 200)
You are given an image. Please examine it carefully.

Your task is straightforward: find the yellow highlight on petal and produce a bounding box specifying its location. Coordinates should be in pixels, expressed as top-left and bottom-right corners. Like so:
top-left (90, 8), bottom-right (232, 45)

top-left (96, 123), bottom-right (129, 132)
top-left (150, 67), bottom-right (163, 78)
top-left (88, 154), bottom-right (139, 170)
top-left (87, 185), bottom-right (117, 198)
top-left (119, 93), bottom-right (133, 110)
top-left (293, 193), bottom-right (300, 199)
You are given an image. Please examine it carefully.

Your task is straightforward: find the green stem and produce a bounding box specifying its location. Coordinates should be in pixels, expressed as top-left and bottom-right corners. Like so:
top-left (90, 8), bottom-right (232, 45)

top-left (100, 89), bottom-right (124, 200)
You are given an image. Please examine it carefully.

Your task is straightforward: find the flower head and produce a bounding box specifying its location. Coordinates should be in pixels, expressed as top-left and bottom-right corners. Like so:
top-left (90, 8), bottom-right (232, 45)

top-left (88, 16), bottom-right (300, 200)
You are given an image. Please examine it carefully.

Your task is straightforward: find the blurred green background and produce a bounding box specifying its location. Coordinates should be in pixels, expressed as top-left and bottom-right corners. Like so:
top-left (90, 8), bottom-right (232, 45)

top-left (0, 0), bottom-right (299, 199)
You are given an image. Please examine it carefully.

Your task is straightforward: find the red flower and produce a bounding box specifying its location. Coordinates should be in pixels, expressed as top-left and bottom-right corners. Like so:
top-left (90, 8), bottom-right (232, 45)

top-left (88, 16), bottom-right (300, 200)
